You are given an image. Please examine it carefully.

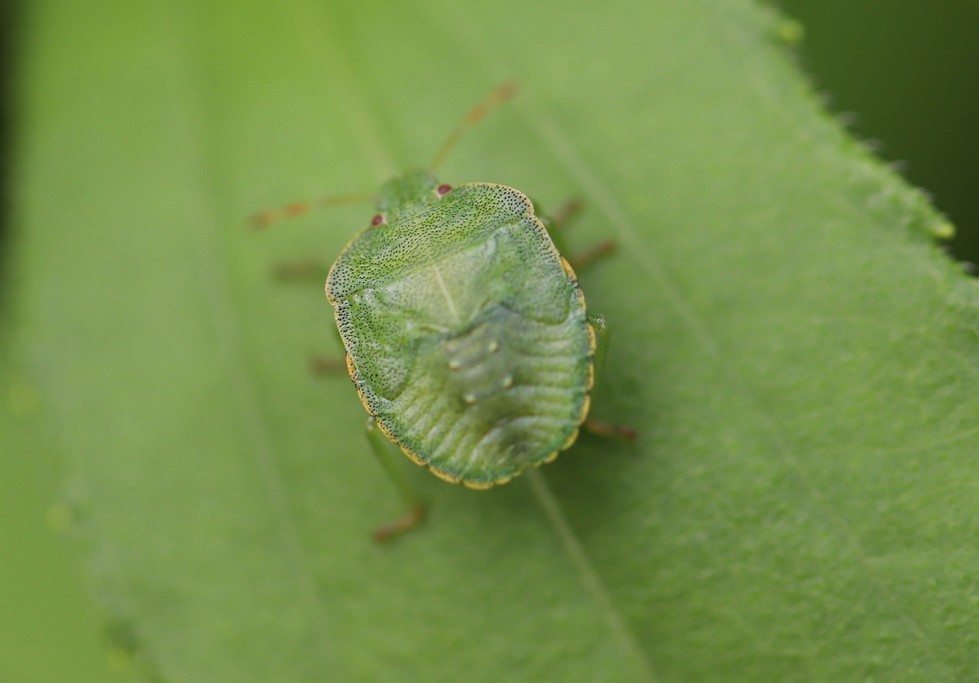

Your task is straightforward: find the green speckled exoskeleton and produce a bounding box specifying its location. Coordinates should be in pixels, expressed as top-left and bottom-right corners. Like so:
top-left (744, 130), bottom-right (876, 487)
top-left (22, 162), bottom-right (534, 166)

top-left (255, 84), bottom-right (633, 541)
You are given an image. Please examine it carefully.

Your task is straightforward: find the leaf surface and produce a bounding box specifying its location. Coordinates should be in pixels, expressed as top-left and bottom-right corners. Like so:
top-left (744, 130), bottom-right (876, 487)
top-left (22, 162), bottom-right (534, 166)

top-left (8, 0), bottom-right (979, 680)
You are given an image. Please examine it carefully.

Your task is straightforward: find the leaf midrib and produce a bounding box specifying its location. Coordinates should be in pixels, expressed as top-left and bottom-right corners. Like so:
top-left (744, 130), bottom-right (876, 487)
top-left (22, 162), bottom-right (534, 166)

top-left (287, 0), bottom-right (664, 678)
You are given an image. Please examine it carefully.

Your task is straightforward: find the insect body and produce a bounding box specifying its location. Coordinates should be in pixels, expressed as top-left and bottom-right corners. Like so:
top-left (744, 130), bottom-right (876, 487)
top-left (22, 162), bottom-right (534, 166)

top-left (326, 170), bottom-right (594, 488)
top-left (254, 84), bottom-right (628, 538)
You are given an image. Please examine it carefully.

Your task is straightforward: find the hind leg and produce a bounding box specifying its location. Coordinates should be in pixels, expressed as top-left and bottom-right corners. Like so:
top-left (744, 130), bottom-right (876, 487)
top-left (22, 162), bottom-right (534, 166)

top-left (584, 316), bottom-right (636, 440)
top-left (364, 417), bottom-right (427, 542)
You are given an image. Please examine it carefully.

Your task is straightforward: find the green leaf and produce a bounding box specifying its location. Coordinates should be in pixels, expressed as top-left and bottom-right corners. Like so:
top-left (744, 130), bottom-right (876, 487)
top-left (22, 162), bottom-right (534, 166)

top-left (7, 0), bottom-right (978, 681)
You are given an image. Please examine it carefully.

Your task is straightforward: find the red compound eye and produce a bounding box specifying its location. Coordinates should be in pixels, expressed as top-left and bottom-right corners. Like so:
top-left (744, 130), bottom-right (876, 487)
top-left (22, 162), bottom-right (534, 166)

top-left (437, 184), bottom-right (452, 196)
top-left (371, 213), bottom-right (386, 226)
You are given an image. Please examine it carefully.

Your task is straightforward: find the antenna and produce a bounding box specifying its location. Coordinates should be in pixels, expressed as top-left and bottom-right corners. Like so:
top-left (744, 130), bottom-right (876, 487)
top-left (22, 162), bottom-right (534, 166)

top-left (250, 193), bottom-right (374, 230)
top-left (430, 81), bottom-right (519, 172)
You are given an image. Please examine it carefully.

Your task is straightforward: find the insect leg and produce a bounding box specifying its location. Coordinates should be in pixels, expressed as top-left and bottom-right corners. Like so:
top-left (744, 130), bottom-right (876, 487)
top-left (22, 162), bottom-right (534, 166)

top-left (272, 260), bottom-right (330, 282)
top-left (568, 240), bottom-right (618, 271)
top-left (539, 199), bottom-right (617, 271)
top-left (587, 315), bottom-right (610, 381)
top-left (365, 417), bottom-right (427, 542)
top-left (584, 316), bottom-right (636, 440)
top-left (584, 418), bottom-right (637, 440)
top-left (308, 327), bottom-right (347, 375)
top-left (544, 198), bottom-right (584, 231)
top-left (309, 355), bottom-right (346, 375)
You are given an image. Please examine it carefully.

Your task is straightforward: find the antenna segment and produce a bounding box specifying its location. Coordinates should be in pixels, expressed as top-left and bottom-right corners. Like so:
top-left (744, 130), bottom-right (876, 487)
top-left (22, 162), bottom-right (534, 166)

top-left (430, 81), bottom-right (519, 171)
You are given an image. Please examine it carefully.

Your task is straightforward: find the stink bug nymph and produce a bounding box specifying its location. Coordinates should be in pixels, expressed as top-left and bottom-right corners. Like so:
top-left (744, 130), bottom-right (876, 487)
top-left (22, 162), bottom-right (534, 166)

top-left (255, 84), bottom-right (632, 540)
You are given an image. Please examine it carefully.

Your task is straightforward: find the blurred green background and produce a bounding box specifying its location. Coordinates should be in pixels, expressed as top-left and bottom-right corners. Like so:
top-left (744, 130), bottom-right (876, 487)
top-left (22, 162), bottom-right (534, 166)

top-left (1, 1), bottom-right (975, 681)
top-left (779, 0), bottom-right (978, 264)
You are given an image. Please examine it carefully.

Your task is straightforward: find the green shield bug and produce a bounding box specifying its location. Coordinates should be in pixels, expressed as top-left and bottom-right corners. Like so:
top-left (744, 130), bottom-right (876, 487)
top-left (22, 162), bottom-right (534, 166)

top-left (256, 84), bottom-right (632, 540)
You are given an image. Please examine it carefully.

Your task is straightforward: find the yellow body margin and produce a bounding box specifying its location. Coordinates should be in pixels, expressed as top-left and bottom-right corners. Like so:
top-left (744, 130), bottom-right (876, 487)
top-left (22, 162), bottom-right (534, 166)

top-left (336, 202), bottom-right (597, 492)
